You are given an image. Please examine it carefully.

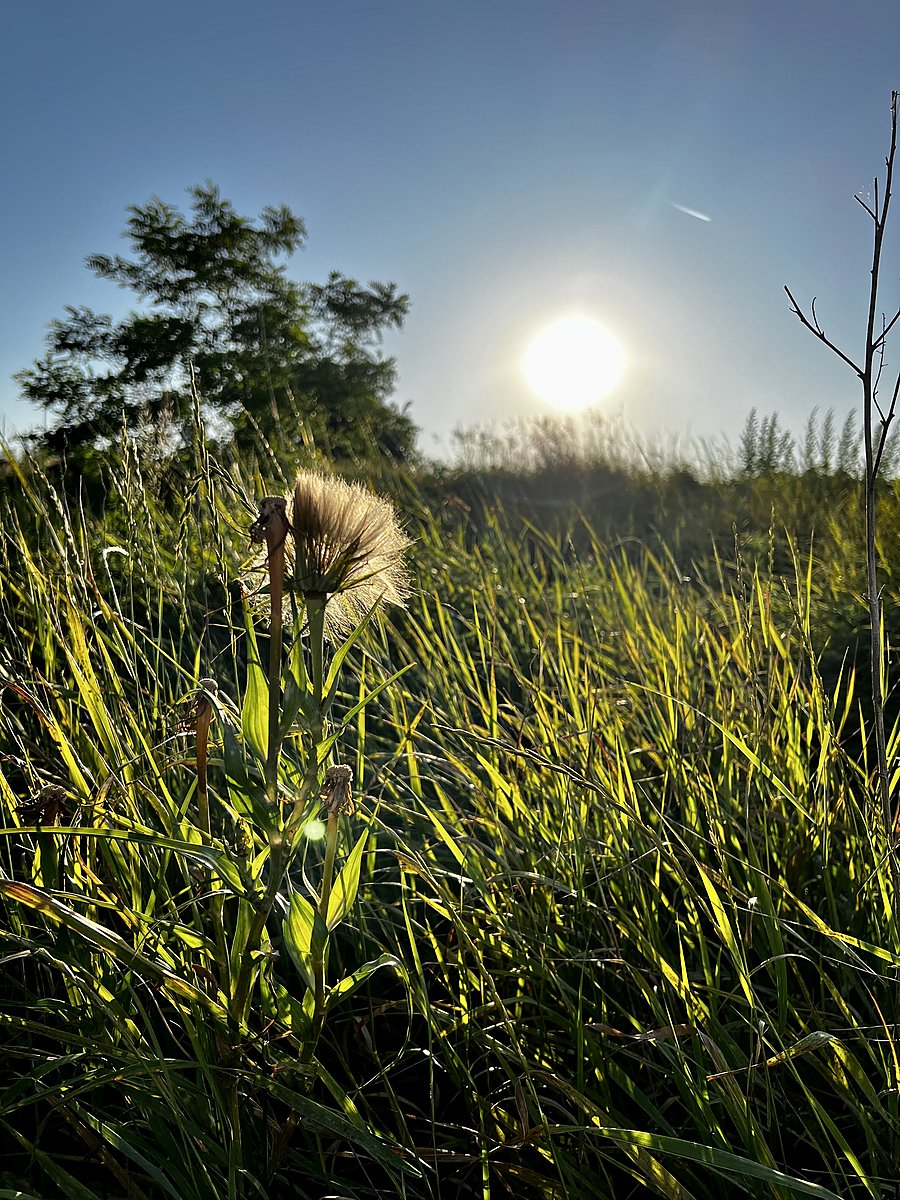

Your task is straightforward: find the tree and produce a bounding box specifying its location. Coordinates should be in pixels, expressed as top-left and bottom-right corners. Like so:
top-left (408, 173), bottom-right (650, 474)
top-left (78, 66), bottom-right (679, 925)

top-left (17, 183), bottom-right (416, 464)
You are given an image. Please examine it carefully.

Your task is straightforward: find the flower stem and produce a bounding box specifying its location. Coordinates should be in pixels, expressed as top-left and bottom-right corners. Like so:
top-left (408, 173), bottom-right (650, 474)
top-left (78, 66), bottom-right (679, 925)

top-left (264, 505), bottom-right (288, 809)
top-left (299, 810), bottom-right (339, 1067)
top-left (308, 595), bottom-right (325, 712)
top-left (288, 596), bottom-right (327, 836)
top-left (194, 685), bottom-right (227, 975)
top-left (232, 497), bottom-right (289, 1026)
top-left (318, 811), bottom-right (339, 926)
top-left (299, 599), bottom-right (334, 1067)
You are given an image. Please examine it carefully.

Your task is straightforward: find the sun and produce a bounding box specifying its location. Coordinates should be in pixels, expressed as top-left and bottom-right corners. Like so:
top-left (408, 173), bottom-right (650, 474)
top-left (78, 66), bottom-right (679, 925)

top-left (522, 315), bottom-right (626, 409)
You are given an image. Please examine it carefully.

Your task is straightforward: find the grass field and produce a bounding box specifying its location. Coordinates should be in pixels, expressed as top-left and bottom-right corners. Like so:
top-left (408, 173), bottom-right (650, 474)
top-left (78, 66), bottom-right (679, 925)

top-left (2, 424), bottom-right (900, 1199)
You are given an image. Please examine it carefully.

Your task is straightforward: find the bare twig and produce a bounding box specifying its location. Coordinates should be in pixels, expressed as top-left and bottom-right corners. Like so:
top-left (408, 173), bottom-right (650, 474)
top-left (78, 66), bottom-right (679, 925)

top-left (872, 306), bottom-right (900, 350)
top-left (783, 286), bottom-right (864, 376)
top-left (872, 371), bottom-right (900, 479)
top-left (856, 193), bottom-right (878, 221)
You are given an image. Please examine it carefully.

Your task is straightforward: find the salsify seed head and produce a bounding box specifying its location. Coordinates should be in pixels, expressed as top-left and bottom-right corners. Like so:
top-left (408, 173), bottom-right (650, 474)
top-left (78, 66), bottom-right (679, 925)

top-left (280, 471), bottom-right (410, 634)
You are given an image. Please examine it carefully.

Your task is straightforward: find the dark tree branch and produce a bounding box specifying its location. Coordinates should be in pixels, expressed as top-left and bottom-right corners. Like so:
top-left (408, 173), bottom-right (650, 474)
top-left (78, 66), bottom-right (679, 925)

top-left (873, 369), bottom-right (900, 479)
top-left (783, 286), bottom-right (864, 376)
top-left (856, 193), bottom-right (878, 221)
top-left (872, 306), bottom-right (900, 349)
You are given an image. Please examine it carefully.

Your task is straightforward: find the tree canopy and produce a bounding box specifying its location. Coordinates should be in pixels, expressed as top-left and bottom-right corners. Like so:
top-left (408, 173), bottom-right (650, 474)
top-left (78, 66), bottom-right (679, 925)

top-left (17, 183), bottom-right (416, 464)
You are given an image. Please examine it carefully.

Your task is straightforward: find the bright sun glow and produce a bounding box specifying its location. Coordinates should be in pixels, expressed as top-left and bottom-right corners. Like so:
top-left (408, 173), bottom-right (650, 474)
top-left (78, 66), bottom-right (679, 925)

top-left (522, 315), bottom-right (626, 409)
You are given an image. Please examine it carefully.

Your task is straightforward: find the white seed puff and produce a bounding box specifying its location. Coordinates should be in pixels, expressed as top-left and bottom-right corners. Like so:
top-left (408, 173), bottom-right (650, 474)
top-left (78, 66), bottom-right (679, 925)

top-left (252, 471), bottom-right (411, 636)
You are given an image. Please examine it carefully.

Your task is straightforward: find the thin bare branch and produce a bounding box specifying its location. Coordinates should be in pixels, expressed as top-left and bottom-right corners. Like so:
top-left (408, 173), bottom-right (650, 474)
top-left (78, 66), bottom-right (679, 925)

top-left (783, 285), bottom-right (864, 376)
top-left (811, 296), bottom-right (825, 335)
top-left (887, 369), bottom-right (900, 426)
top-left (873, 369), bottom-right (900, 478)
top-left (874, 326), bottom-right (887, 407)
top-left (856, 192), bottom-right (878, 221)
top-left (872, 306), bottom-right (900, 350)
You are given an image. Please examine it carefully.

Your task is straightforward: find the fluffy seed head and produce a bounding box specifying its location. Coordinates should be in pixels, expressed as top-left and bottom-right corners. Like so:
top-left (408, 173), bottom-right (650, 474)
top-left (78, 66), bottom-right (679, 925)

top-left (283, 471), bottom-right (410, 635)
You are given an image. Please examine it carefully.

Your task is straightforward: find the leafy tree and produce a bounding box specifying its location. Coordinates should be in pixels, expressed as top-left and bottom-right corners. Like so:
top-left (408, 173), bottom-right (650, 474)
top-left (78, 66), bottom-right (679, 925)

top-left (17, 183), bottom-right (416, 463)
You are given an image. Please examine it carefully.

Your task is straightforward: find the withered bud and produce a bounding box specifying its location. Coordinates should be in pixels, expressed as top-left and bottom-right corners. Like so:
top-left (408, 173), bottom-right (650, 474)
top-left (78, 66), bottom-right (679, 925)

top-left (249, 496), bottom-right (289, 546)
top-left (18, 785), bottom-right (69, 826)
top-left (320, 764), bottom-right (354, 816)
top-left (234, 818), bottom-right (254, 859)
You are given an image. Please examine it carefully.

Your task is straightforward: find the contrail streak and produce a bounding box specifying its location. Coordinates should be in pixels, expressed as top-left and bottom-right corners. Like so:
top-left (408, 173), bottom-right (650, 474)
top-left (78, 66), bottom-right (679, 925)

top-left (669, 201), bottom-right (712, 223)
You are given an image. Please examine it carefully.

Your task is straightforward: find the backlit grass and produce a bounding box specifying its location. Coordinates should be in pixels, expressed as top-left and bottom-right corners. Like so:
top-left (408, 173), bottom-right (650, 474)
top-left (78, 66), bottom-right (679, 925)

top-left (1, 440), bottom-right (899, 1198)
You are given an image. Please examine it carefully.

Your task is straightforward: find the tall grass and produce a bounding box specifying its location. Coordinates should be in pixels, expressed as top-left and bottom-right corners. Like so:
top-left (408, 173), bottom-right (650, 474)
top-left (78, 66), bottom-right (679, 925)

top-left (1, 435), bottom-right (900, 1197)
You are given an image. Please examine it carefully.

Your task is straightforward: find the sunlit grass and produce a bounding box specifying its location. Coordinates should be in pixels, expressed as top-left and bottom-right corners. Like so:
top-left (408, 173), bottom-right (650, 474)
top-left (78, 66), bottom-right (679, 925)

top-left (1, 434), bottom-right (899, 1198)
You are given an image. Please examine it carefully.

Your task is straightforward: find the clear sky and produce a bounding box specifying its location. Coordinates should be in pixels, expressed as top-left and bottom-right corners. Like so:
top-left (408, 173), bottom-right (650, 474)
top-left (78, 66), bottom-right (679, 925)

top-left (3, 0), bottom-right (899, 456)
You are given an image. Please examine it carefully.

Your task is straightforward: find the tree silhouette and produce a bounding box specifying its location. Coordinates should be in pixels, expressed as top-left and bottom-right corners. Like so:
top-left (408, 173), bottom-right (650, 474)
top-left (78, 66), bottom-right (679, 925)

top-left (18, 183), bottom-right (416, 464)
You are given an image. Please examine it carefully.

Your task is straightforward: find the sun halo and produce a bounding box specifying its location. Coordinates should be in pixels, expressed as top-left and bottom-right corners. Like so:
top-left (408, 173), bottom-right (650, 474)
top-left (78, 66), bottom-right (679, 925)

top-left (522, 315), bottom-right (626, 410)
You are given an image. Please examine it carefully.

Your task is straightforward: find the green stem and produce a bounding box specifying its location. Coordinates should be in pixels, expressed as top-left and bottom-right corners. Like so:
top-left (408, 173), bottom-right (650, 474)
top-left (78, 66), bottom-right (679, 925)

top-left (288, 596), bottom-right (327, 835)
top-left (308, 596), bottom-right (325, 710)
top-left (195, 692), bottom-right (228, 976)
top-left (232, 838), bottom-right (284, 1024)
top-left (318, 812), bottom-right (339, 926)
top-left (300, 811), bottom-right (339, 1066)
top-left (265, 512), bottom-right (287, 808)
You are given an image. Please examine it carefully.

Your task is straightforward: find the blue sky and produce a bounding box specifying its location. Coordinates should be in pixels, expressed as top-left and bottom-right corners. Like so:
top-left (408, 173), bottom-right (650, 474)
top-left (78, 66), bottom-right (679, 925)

top-left (3, 0), bottom-right (900, 455)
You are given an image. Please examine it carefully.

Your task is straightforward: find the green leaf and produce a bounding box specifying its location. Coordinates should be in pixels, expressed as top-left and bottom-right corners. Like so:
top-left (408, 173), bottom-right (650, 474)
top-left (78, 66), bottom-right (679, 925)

top-left (241, 607), bottom-right (268, 763)
top-left (222, 720), bottom-right (272, 829)
top-left (0, 1117), bottom-right (104, 1200)
top-left (326, 827), bottom-right (369, 930)
top-left (317, 663), bottom-right (414, 761)
top-left (0, 825), bottom-right (248, 898)
top-left (327, 953), bottom-right (405, 1012)
top-left (280, 634), bottom-right (316, 735)
top-left (257, 1077), bottom-right (423, 1180)
top-left (323, 597), bottom-right (383, 709)
top-left (0, 881), bottom-right (231, 1021)
top-left (283, 890), bottom-right (328, 989)
top-left (582, 1127), bottom-right (844, 1199)
top-left (228, 895), bottom-right (255, 987)
top-left (260, 973), bottom-right (314, 1040)
top-left (70, 1101), bottom-right (184, 1200)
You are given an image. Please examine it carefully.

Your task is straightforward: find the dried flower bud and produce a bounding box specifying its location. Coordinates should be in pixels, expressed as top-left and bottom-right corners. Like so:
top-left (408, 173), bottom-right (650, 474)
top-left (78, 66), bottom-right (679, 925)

top-left (234, 818), bottom-right (254, 859)
top-left (320, 764), bottom-right (354, 816)
top-left (175, 679), bottom-right (219, 733)
top-left (18, 785), bottom-right (69, 826)
top-left (249, 496), bottom-right (289, 546)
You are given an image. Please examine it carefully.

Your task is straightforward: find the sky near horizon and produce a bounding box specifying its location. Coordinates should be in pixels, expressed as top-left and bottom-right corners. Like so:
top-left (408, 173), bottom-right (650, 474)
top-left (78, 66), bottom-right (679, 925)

top-left (2, 0), bottom-right (900, 457)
